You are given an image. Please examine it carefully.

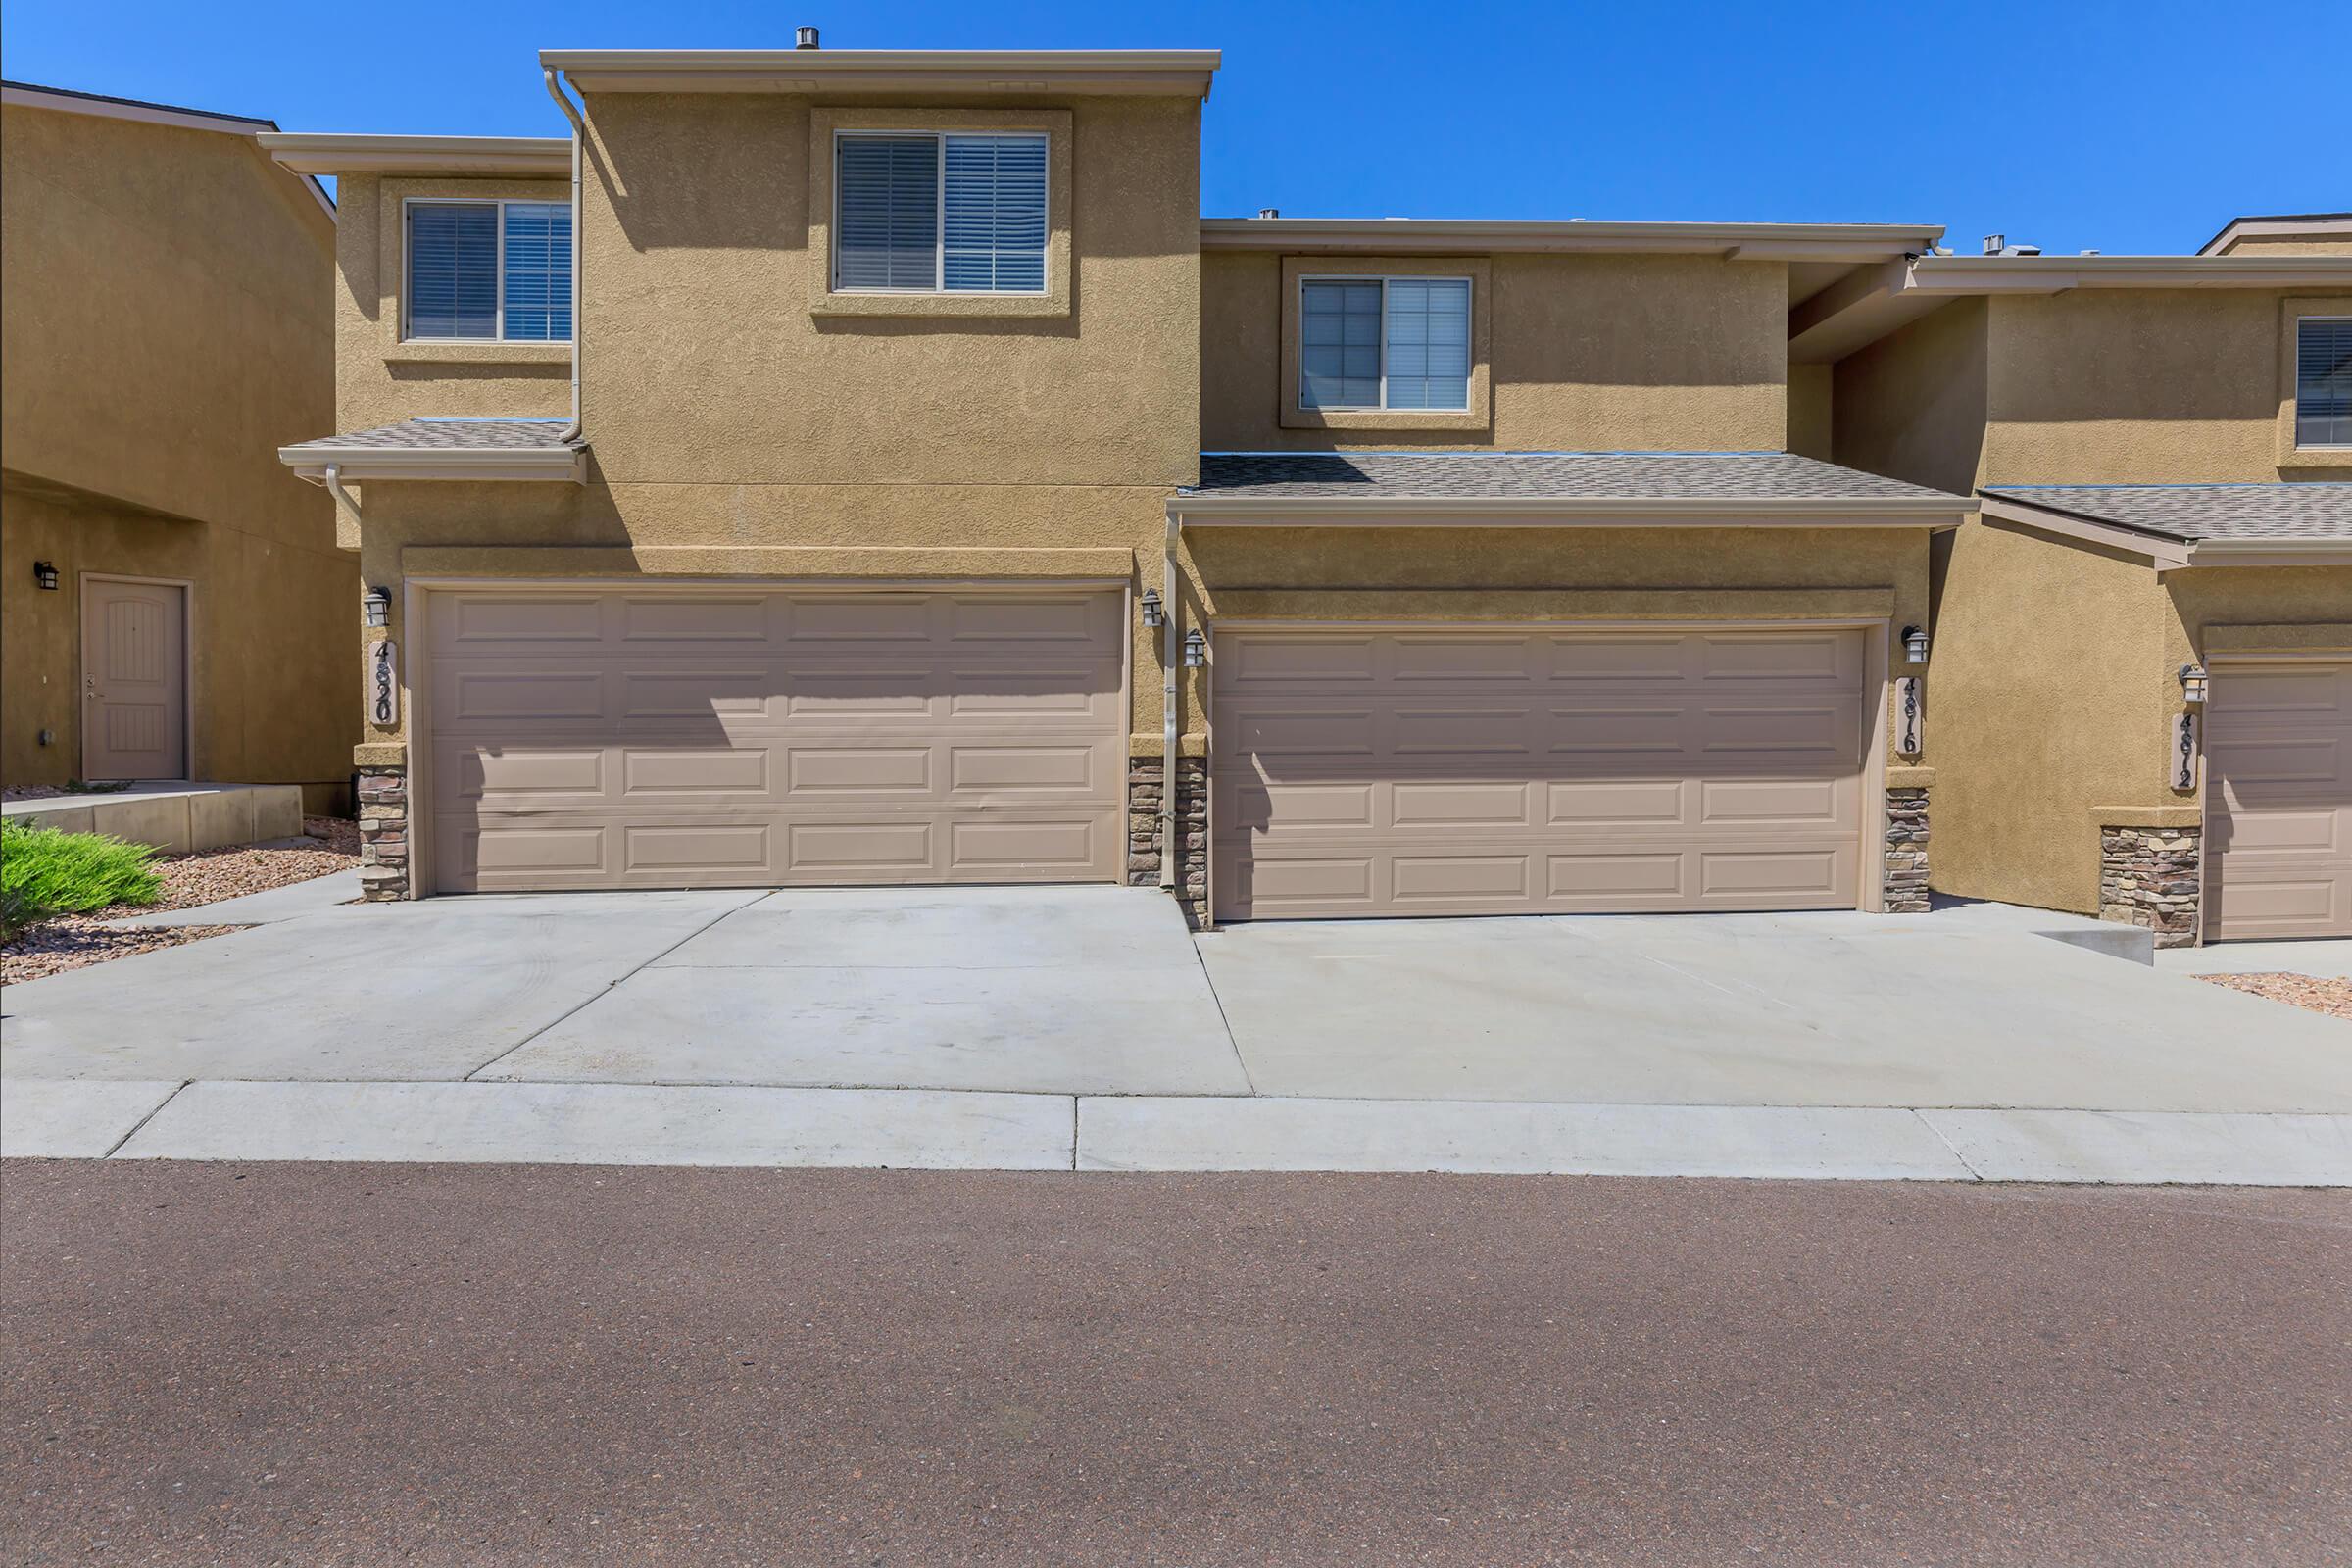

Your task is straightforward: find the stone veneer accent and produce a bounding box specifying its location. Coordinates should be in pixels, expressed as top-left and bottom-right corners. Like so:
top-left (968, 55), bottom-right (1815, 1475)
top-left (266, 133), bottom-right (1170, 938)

top-left (1128, 756), bottom-right (1208, 925)
top-left (2098, 823), bottom-right (2202, 949)
top-left (356, 766), bottom-right (409, 903)
top-left (1883, 786), bottom-right (1931, 913)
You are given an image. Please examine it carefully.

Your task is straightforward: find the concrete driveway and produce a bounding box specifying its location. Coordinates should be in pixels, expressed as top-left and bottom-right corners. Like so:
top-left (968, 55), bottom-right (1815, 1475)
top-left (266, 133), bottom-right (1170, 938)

top-left (4, 885), bottom-right (2348, 1182)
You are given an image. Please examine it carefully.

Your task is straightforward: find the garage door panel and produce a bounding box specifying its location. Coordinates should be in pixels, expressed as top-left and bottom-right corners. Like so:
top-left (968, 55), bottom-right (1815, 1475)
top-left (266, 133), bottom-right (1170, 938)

top-left (1214, 626), bottom-right (1870, 920)
top-left (426, 589), bottom-right (1123, 894)
top-left (2207, 657), bottom-right (2352, 941)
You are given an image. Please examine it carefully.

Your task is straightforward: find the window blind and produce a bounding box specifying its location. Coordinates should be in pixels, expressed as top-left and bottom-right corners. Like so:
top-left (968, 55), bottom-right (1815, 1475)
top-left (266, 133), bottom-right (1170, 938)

top-left (501, 201), bottom-right (572, 342)
top-left (408, 203), bottom-right (499, 340)
top-left (943, 134), bottom-right (1047, 292)
top-left (1300, 280), bottom-right (1383, 408)
top-left (836, 136), bottom-right (942, 290)
top-left (1383, 278), bottom-right (1471, 410)
top-left (2298, 318), bottom-right (2352, 447)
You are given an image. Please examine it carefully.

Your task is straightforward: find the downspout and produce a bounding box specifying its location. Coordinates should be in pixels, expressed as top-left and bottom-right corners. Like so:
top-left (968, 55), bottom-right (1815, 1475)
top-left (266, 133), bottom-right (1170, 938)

top-left (542, 69), bottom-right (586, 442)
top-left (1160, 510), bottom-right (1180, 890)
top-left (323, 462), bottom-right (364, 531)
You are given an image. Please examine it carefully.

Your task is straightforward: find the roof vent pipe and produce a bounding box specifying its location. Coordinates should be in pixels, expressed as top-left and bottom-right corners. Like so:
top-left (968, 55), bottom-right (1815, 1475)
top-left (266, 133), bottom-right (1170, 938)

top-left (1982, 233), bottom-right (2004, 255)
top-left (1257, 208), bottom-right (1279, 219)
top-left (796, 26), bottom-right (820, 48)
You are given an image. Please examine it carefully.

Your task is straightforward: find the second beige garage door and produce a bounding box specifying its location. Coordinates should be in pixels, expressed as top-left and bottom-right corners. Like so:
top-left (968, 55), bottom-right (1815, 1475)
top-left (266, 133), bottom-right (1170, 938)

top-left (1213, 625), bottom-right (1870, 920)
top-left (2206, 656), bottom-right (2352, 941)
top-left (422, 587), bottom-right (1126, 894)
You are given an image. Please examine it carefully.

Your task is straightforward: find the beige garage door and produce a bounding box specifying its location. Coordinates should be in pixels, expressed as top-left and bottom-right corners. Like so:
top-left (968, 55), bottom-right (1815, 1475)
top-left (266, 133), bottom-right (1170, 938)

top-left (2207, 656), bottom-right (2352, 941)
top-left (1212, 625), bottom-right (1870, 920)
top-left (423, 587), bottom-right (1126, 894)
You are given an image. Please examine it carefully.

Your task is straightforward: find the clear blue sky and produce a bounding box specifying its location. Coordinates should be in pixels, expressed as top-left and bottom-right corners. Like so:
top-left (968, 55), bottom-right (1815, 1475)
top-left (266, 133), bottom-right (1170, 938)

top-left (6, 0), bottom-right (2347, 255)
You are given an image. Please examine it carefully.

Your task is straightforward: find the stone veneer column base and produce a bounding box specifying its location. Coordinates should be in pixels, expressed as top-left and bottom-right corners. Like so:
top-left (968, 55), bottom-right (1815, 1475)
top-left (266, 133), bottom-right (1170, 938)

top-left (1128, 757), bottom-right (1208, 927)
top-left (1883, 786), bottom-right (1931, 913)
top-left (356, 766), bottom-right (410, 903)
top-left (2099, 824), bottom-right (2202, 949)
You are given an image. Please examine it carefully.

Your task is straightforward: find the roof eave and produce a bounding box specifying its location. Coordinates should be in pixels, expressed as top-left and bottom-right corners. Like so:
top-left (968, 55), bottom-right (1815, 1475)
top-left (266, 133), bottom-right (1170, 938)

top-left (1905, 254), bottom-right (2352, 294)
top-left (279, 446), bottom-right (585, 484)
top-left (2182, 537), bottom-right (2352, 567)
top-left (259, 133), bottom-right (573, 177)
top-left (1200, 218), bottom-right (1943, 262)
top-left (1170, 494), bottom-right (1969, 527)
top-left (540, 49), bottom-right (1221, 98)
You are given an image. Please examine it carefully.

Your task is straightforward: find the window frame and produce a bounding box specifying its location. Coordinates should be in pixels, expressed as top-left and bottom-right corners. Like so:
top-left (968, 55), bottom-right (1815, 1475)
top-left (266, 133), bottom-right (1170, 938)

top-left (399, 195), bottom-right (573, 346)
top-left (2293, 314), bottom-right (2352, 451)
top-left (1297, 272), bottom-right (1476, 413)
top-left (828, 128), bottom-right (1050, 298)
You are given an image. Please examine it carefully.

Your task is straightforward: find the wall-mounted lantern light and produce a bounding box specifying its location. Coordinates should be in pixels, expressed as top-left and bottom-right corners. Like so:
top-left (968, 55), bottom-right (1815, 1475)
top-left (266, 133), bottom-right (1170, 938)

top-left (1900, 624), bottom-right (1930, 664)
top-left (1139, 587), bottom-right (1163, 629)
top-left (1182, 627), bottom-right (1208, 669)
top-left (32, 561), bottom-right (60, 591)
top-left (2179, 662), bottom-right (2209, 705)
top-left (363, 586), bottom-right (392, 629)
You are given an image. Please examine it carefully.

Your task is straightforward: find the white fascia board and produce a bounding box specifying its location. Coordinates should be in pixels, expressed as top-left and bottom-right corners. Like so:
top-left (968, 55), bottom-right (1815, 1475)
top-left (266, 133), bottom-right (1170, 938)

top-left (1907, 254), bottom-right (2352, 294)
top-left (542, 49), bottom-right (1220, 98)
top-left (2183, 537), bottom-right (2352, 566)
top-left (1200, 218), bottom-right (1943, 261)
top-left (259, 133), bottom-right (573, 176)
top-left (279, 445), bottom-right (584, 483)
top-left (1171, 494), bottom-right (1969, 528)
top-left (1977, 495), bottom-right (2194, 567)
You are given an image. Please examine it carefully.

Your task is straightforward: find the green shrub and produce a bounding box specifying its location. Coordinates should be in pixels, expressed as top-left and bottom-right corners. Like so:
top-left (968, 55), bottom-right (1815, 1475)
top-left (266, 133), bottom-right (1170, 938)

top-left (0, 821), bottom-right (164, 939)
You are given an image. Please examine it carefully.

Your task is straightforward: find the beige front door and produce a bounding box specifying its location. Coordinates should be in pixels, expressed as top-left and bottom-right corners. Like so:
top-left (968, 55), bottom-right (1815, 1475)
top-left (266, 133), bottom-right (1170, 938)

top-left (81, 578), bottom-right (188, 781)
top-left (422, 586), bottom-right (1127, 894)
top-left (1212, 625), bottom-right (1870, 921)
top-left (2206, 656), bottom-right (2352, 941)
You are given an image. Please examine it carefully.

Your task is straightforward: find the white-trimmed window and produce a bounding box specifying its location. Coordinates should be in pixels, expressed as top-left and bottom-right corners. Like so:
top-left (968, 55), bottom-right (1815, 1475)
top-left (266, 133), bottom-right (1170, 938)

top-left (833, 132), bottom-right (1047, 294)
top-left (405, 199), bottom-right (572, 342)
top-left (1299, 275), bottom-right (1472, 411)
top-left (2297, 317), bottom-right (2352, 448)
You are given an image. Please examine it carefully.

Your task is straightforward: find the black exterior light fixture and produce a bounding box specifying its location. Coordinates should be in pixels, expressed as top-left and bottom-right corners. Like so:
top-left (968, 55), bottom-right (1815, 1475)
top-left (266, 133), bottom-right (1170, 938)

top-left (32, 561), bottom-right (59, 591)
top-left (1139, 586), bottom-right (1163, 629)
top-left (2179, 662), bottom-right (2209, 705)
top-left (1182, 627), bottom-right (1208, 669)
top-left (363, 586), bottom-right (392, 629)
top-left (1900, 624), bottom-right (1930, 664)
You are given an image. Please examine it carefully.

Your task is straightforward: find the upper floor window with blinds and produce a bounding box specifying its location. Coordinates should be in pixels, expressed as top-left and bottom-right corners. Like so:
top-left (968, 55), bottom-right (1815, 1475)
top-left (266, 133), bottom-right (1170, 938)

top-left (834, 132), bottom-right (1047, 293)
top-left (2297, 317), bottom-right (2352, 448)
top-left (1300, 276), bottom-right (1472, 411)
top-left (405, 200), bottom-right (572, 342)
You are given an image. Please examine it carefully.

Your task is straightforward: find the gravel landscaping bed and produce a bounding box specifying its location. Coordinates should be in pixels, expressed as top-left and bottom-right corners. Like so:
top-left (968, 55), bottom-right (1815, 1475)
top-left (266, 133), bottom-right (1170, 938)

top-left (1, 819), bottom-right (358, 984)
top-left (2196, 972), bottom-right (2352, 1021)
top-left (0, 785), bottom-right (69, 802)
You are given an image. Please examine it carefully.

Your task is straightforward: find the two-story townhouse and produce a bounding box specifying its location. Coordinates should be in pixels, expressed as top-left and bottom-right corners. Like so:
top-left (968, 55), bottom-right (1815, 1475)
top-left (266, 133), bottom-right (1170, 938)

top-left (1, 82), bottom-right (355, 809)
top-left (1802, 220), bottom-right (2352, 943)
top-left (266, 44), bottom-right (1977, 924)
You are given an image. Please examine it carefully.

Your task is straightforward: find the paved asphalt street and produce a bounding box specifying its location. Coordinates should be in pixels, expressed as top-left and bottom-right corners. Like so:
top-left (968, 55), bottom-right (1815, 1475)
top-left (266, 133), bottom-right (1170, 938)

top-left (2, 1162), bottom-right (2346, 1567)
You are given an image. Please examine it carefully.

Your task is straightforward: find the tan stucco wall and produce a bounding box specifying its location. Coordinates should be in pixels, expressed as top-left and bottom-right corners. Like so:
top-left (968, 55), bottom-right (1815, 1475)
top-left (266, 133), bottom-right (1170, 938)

top-left (1832, 299), bottom-right (1988, 496)
top-left (331, 172), bottom-right (573, 430)
top-left (1200, 250), bottom-right (1788, 452)
top-left (0, 102), bottom-right (355, 802)
top-left (1786, 365), bottom-right (1833, 460)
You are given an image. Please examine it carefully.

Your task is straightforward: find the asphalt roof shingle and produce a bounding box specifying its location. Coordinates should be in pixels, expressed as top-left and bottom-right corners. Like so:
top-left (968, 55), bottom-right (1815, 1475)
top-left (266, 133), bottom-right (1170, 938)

top-left (1188, 451), bottom-right (1962, 504)
top-left (283, 418), bottom-right (578, 453)
top-left (1982, 483), bottom-right (2352, 543)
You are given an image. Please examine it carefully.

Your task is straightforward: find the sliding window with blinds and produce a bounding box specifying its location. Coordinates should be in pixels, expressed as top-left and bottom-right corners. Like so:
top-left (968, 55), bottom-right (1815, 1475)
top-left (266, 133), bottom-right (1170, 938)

top-left (1299, 276), bottom-right (1472, 411)
top-left (405, 200), bottom-right (572, 342)
top-left (2299, 318), bottom-right (2352, 449)
top-left (834, 132), bottom-right (1048, 293)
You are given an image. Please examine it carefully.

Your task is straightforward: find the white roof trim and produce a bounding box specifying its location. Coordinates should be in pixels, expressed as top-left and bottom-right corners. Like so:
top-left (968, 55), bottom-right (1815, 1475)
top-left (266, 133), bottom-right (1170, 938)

top-left (5, 83), bottom-right (334, 218)
top-left (1201, 218), bottom-right (1943, 262)
top-left (279, 445), bottom-right (584, 484)
top-left (1973, 495), bottom-right (2352, 569)
top-left (2198, 214), bottom-right (2352, 256)
top-left (1172, 494), bottom-right (1969, 527)
top-left (260, 133), bottom-right (572, 177)
top-left (541, 49), bottom-right (1220, 98)
top-left (1906, 254), bottom-right (2352, 293)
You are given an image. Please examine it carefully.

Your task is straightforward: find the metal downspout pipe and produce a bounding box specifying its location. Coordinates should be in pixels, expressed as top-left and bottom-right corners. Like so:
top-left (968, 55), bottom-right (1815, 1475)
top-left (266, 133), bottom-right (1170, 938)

top-left (323, 463), bottom-right (363, 530)
top-left (542, 69), bottom-right (586, 442)
top-left (1160, 512), bottom-right (1180, 891)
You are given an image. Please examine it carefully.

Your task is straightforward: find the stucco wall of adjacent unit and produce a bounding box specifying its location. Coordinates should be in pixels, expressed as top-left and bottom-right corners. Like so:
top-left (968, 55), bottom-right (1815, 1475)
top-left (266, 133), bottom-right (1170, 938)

top-left (1199, 250), bottom-right (1788, 453)
top-left (575, 90), bottom-right (1201, 488)
top-left (330, 172), bottom-right (574, 430)
top-left (0, 101), bottom-right (354, 804)
top-left (2167, 567), bottom-right (2352, 669)
top-left (1832, 299), bottom-right (1989, 498)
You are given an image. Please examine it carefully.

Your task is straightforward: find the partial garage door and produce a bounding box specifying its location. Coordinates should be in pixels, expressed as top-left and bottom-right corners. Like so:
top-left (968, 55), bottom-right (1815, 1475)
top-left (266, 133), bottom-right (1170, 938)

top-left (424, 587), bottom-right (1126, 893)
top-left (2206, 656), bottom-right (2352, 940)
top-left (1213, 625), bottom-right (1869, 920)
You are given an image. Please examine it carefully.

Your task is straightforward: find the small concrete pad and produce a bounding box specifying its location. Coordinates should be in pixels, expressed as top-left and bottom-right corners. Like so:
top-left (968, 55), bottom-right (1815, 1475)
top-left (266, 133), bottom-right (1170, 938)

top-left (1079, 1097), bottom-right (1974, 1179)
top-left (105, 868), bottom-right (363, 928)
top-left (1922, 1109), bottom-right (2352, 1186)
top-left (2157, 939), bottom-right (2352, 980)
top-left (1, 891), bottom-right (764, 1081)
top-left (113, 1080), bottom-right (1074, 1169)
top-left (1, 1079), bottom-right (183, 1157)
top-left (657, 885), bottom-right (1206, 971)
